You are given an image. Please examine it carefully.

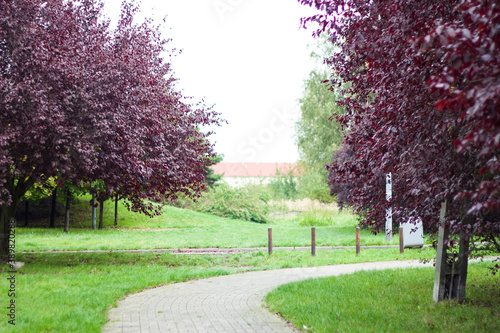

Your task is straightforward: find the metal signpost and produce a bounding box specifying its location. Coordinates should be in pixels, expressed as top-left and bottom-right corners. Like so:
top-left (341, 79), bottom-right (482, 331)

top-left (385, 173), bottom-right (392, 242)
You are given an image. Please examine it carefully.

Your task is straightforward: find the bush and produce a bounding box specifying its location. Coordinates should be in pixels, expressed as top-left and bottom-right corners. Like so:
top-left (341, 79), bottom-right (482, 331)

top-left (296, 168), bottom-right (333, 203)
top-left (193, 184), bottom-right (270, 223)
top-left (267, 169), bottom-right (298, 200)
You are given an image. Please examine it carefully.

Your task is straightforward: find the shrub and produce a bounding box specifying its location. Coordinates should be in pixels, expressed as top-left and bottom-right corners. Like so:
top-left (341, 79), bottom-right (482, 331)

top-left (267, 169), bottom-right (298, 200)
top-left (194, 184), bottom-right (270, 223)
top-left (296, 168), bottom-right (333, 203)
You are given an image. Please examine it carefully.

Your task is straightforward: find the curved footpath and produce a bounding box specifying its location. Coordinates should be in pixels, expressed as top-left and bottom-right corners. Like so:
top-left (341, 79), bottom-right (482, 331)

top-left (102, 260), bottom-right (433, 333)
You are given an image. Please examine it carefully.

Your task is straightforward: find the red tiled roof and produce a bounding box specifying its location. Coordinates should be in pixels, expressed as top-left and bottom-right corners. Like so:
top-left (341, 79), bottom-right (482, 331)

top-left (211, 162), bottom-right (299, 177)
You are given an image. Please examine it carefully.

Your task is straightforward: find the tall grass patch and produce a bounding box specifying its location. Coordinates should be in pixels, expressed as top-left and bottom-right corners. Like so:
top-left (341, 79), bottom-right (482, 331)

top-left (298, 208), bottom-right (358, 227)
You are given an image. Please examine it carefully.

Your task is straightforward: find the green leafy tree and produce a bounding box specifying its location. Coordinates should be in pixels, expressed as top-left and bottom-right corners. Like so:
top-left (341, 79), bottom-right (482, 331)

top-left (204, 154), bottom-right (223, 188)
top-left (296, 70), bottom-right (343, 166)
top-left (295, 36), bottom-right (345, 202)
top-left (0, 0), bottom-right (221, 254)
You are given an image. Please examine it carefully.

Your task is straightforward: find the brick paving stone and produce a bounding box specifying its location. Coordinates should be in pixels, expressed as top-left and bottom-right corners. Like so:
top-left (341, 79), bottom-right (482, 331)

top-left (102, 260), bottom-right (431, 333)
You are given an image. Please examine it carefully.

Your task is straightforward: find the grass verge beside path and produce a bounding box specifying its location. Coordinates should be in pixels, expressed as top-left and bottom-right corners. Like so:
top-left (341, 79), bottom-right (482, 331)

top-left (0, 248), bottom-right (436, 333)
top-left (10, 198), bottom-right (498, 333)
top-left (266, 261), bottom-right (500, 333)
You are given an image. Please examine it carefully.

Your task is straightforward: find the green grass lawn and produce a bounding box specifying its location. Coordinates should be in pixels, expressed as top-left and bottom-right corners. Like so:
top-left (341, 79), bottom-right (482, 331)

top-left (265, 261), bottom-right (500, 333)
top-left (17, 197), bottom-right (405, 251)
top-left (0, 248), bottom-right (438, 333)
top-left (2, 197), bottom-right (498, 332)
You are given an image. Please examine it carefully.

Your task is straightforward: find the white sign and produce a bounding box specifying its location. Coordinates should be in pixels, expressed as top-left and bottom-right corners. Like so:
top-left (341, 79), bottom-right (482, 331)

top-left (402, 217), bottom-right (424, 247)
top-left (385, 173), bottom-right (392, 241)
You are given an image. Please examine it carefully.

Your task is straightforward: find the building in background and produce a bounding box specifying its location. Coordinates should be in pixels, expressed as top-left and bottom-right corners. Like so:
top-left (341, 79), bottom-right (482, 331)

top-left (211, 162), bottom-right (299, 186)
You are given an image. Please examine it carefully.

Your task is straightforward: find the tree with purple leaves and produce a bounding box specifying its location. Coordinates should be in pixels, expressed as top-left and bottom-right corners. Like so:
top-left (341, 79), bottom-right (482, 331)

top-left (299, 0), bottom-right (499, 253)
top-left (0, 0), bottom-right (221, 254)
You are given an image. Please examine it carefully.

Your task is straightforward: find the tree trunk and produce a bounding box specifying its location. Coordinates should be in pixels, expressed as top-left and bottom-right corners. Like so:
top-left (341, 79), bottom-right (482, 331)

top-left (434, 201), bottom-right (469, 302)
top-left (64, 190), bottom-right (71, 233)
top-left (0, 177), bottom-right (34, 255)
top-left (49, 187), bottom-right (57, 228)
top-left (457, 235), bottom-right (470, 300)
top-left (114, 193), bottom-right (118, 226)
top-left (98, 199), bottom-right (104, 230)
top-left (0, 203), bottom-right (18, 256)
top-left (24, 200), bottom-right (29, 227)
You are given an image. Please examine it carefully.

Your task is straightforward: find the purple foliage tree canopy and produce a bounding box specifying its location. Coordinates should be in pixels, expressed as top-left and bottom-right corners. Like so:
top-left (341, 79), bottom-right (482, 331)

top-left (0, 0), bottom-right (221, 254)
top-left (299, 0), bottom-right (499, 249)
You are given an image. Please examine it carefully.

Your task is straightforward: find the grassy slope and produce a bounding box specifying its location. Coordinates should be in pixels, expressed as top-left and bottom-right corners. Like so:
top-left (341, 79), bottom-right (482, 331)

top-left (17, 198), bottom-right (403, 251)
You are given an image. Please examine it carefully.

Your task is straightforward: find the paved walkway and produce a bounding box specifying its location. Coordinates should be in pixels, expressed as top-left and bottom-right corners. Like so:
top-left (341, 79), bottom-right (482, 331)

top-left (102, 260), bottom-right (433, 333)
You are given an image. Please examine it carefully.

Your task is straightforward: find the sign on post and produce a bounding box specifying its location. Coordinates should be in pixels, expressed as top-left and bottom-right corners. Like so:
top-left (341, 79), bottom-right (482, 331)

top-left (401, 217), bottom-right (424, 248)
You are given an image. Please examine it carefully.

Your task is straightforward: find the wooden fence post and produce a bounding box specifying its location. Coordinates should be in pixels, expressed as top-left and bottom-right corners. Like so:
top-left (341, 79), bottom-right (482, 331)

top-left (356, 227), bottom-right (360, 256)
top-left (399, 227), bottom-right (404, 253)
top-left (268, 228), bottom-right (272, 255)
top-left (91, 193), bottom-right (96, 230)
top-left (311, 227), bottom-right (316, 256)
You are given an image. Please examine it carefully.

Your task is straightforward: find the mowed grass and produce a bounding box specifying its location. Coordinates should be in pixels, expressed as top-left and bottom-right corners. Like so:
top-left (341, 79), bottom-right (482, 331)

top-left (265, 261), bottom-right (500, 333)
top-left (17, 197), bottom-right (404, 251)
top-left (0, 247), bottom-right (438, 333)
top-left (0, 253), bottom-right (229, 333)
top-left (6, 197), bottom-right (498, 333)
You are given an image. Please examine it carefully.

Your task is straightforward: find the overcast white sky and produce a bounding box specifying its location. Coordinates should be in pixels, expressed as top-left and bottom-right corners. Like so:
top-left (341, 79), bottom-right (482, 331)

top-left (103, 0), bottom-right (320, 163)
